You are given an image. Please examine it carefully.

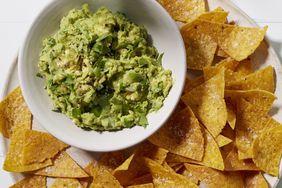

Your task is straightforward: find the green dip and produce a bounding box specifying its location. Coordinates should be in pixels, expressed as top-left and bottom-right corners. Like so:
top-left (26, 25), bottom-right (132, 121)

top-left (38, 4), bottom-right (172, 131)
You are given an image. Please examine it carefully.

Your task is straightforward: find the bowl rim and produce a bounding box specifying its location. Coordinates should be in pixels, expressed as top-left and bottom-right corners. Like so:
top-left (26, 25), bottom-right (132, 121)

top-left (18, 0), bottom-right (187, 152)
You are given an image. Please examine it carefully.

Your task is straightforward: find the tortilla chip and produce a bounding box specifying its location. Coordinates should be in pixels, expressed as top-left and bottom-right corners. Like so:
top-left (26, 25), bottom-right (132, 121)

top-left (165, 153), bottom-right (195, 164)
top-left (203, 57), bottom-right (239, 81)
top-left (252, 126), bottom-right (282, 176)
top-left (198, 8), bottom-right (228, 23)
top-left (34, 151), bottom-right (89, 178)
top-left (158, 0), bottom-right (206, 23)
top-left (181, 168), bottom-right (199, 185)
top-left (113, 154), bottom-right (148, 186)
top-left (3, 129), bottom-right (52, 172)
top-left (98, 151), bottom-right (127, 172)
top-left (226, 101), bottom-right (236, 129)
top-left (88, 160), bottom-right (122, 188)
top-left (126, 183), bottom-right (154, 188)
top-left (200, 128), bottom-right (224, 170)
top-left (227, 66), bottom-right (275, 93)
top-left (135, 141), bottom-right (168, 164)
top-left (216, 134), bottom-right (232, 147)
top-left (50, 178), bottom-right (83, 188)
top-left (218, 25), bottom-right (267, 61)
top-left (144, 158), bottom-right (198, 188)
top-left (182, 68), bottom-right (227, 137)
top-left (129, 174), bottom-right (153, 185)
top-left (181, 20), bottom-right (218, 70)
top-left (235, 99), bottom-right (273, 159)
top-left (184, 164), bottom-right (244, 188)
top-left (148, 107), bottom-right (204, 161)
top-left (245, 172), bottom-right (269, 188)
top-left (0, 87), bottom-right (31, 138)
top-left (9, 175), bottom-right (46, 188)
top-left (22, 130), bottom-right (69, 165)
top-left (184, 76), bottom-right (205, 93)
top-left (225, 89), bottom-right (276, 114)
top-left (224, 147), bottom-right (259, 171)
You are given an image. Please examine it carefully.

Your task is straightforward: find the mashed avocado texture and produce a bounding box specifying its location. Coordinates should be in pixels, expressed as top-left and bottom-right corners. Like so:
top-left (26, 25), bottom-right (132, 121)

top-left (38, 5), bottom-right (172, 131)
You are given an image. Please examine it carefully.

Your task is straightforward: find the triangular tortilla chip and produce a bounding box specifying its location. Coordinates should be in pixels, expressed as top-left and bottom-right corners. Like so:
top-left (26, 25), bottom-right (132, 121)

top-left (184, 164), bottom-right (244, 188)
top-left (182, 68), bottom-right (227, 137)
top-left (34, 151), bottom-right (88, 178)
top-left (181, 20), bottom-right (218, 70)
top-left (149, 107), bottom-right (204, 161)
top-left (0, 87), bottom-right (31, 138)
top-left (3, 129), bottom-right (52, 172)
top-left (158, 0), bottom-right (206, 23)
top-left (22, 130), bottom-right (69, 165)
top-left (126, 183), bottom-right (154, 188)
top-left (235, 99), bottom-right (273, 159)
top-left (224, 147), bottom-right (259, 171)
top-left (227, 66), bottom-right (275, 93)
top-left (252, 126), bottom-right (282, 176)
top-left (216, 134), bottom-right (232, 147)
top-left (88, 160), bottom-right (122, 188)
top-left (181, 168), bottom-right (199, 185)
top-left (225, 89), bottom-right (276, 114)
top-left (98, 151), bottom-right (127, 172)
top-left (9, 175), bottom-right (46, 188)
top-left (144, 158), bottom-right (198, 188)
top-left (198, 8), bottom-right (228, 23)
top-left (135, 141), bottom-right (168, 164)
top-left (244, 172), bottom-right (269, 188)
top-left (50, 178), bottom-right (83, 188)
top-left (184, 76), bottom-right (205, 93)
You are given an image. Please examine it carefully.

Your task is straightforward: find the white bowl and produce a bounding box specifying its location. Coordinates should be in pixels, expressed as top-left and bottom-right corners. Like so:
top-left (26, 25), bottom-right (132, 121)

top-left (18, 0), bottom-right (186, 152)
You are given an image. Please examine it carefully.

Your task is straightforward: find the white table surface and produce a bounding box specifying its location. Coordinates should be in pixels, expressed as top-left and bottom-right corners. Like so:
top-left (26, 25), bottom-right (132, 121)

top-left (0, 0), bottom-right (282, 187)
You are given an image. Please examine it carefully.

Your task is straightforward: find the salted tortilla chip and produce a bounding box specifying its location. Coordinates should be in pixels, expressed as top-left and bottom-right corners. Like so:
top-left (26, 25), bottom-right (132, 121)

top-left (149, 107), bottom-right (204, 161)
top-left (50, 178), bottom-right (83, 188)
top-left (198, 8), bottom-right (228, 23)
top-left (216, 135), bottom-right (232, 147)
top-left (181, 168), bottom-right (199, 185)
top-left (113, 154), bottom-right (148, 186)
top-left (88, 160), bottom-right (122, 188)
top-left (252, 126), bottom-right (282, 176)
top-left (184, 76), bottom-right (205, 93)
top-left (235, 99), bottom-right (273, 159)
top-left (3, 129), bottom-right (52, 172)
top-left (184, 164), bottom-right (244, 188)
top-left (126, 183), bottom-right (154, 188)
top-left (34, 151), bottom-right (88, 178)
top-left (22, 130), bottom-right (69, 165)
top-left (98, 151), bottom-right (127, 172)
top-left (9, 175), bottom-right (46, 188)
top-left (227, 66), bottom-right (275, 93)
top-left (135, 141), bottom-right (168, 164)
top-left (217, 24), bottom-right (267, 61)
top-left (226, 101), bottom-right (236, 129)
top-left (0, 87), bottom-right (31, 138)
top-left (158, 0), bottom-right (206, 23)
top-left (181, 21), bottom-right (218, 70)
top-left (245, 173), bottom-right (268, 188)
top-left (225, 89), bottom-right (276, 114)
top-left (182, 68), bottom-right (227, 137)
top-left (199, 128), bottom-right (224, 170)
top-left (224, 147), bottom-right (259, 171)
top-left (144, 158), bottom-right (198, 188)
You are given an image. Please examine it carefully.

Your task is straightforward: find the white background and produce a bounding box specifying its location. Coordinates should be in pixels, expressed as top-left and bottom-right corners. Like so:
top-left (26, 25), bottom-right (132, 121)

top-left (0, 0), bottom-right (282, 187)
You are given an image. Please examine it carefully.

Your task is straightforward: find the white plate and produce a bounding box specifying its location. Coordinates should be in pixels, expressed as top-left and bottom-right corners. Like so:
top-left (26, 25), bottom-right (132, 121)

top-left (1, 0), bottom-right (282, 186)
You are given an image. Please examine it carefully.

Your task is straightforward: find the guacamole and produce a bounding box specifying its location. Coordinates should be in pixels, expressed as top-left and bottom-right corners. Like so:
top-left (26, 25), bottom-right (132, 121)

top-left (38, 5), bottom-right (172, 131)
